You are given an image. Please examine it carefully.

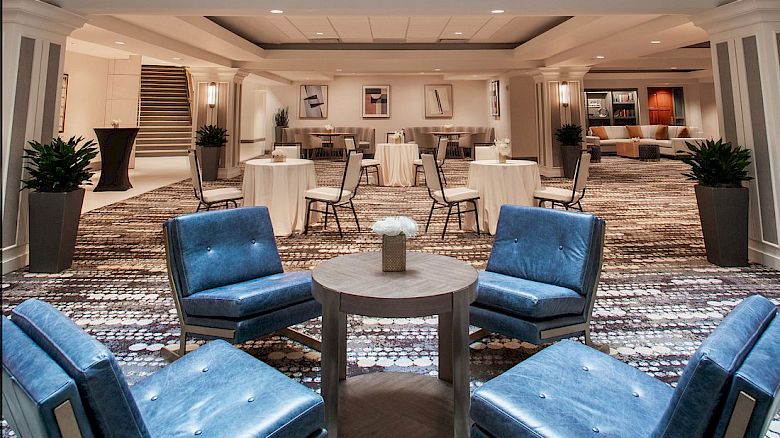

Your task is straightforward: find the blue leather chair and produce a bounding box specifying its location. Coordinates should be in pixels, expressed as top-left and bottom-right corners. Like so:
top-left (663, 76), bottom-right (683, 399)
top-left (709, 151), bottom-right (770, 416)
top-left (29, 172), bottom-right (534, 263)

top-left (470, 205), bottom-right (606, 346)
top-left (2, 299), bottom-right (326, 438)
top-left (470, 295), bottom-right (780, 438)
top-left (163, 206), bottom-right (321, 358)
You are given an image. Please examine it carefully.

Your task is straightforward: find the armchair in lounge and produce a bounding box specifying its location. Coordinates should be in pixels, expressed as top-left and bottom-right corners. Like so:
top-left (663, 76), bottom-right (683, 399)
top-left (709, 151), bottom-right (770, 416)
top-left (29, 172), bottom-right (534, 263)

top-left (162, 206), bottom-right (321, 360)
top-left (470, 205), bottom-right (605, 346)
top-left (2, 299), bottom-right (326, 438)
top-left (470, 294), bottom-right (780, 438)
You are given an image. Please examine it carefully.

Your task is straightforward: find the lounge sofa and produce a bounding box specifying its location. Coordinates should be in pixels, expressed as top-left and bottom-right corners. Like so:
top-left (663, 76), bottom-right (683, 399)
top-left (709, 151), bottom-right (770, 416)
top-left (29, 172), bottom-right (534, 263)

top-left (404, 126), bottom-right (495, 153)
top-left (281, 126), bottom-right (375, 154)
top-left (585, 125), bottom-right (705, 156)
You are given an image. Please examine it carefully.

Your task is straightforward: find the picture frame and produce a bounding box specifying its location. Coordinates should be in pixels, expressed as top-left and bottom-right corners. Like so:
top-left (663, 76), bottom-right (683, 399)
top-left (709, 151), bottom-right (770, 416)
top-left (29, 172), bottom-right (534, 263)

top-left (490, 80), bottom-right (500, 117)
top-left (59, 74), bottom-right (68, 133)
top-left (299, 84), bottom-right (328, 119)
top-left (362, 85), bottom-right (390, 118)
top-left (424, 84), bottom-right (453, 119)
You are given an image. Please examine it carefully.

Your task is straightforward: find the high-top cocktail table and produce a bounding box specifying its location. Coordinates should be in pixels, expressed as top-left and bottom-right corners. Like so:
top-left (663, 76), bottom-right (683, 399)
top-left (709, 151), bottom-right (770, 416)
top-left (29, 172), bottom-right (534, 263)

top-left (312, 251), bottom-right (478, 437)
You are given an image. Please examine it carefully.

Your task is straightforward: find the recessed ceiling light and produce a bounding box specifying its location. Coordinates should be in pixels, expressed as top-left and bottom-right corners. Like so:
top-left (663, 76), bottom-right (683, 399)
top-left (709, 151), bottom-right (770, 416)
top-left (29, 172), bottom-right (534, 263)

top-left (595, 55), bottom-right (606, 59)
top-left (172, 57), bottom-right (182, 60)
top-left (491, 9), bottom-right (505, 14)
top-left (270, 9), bottom-right (283, 14)
top-left (114, 41), bottom-right (126, 45)
top-left (316, 32), bottom-right (324, 35)
top-left (670, 67), bottom-right (678, 70)
top-left (650, 40), bottom-right (661, 44)
top-left (336, 68), bottom-right (342, 72)
top-left (472, 74), bottom-right (478, 77)
top-left (454, 32), bottom-right (463, 35)
top-left (434, 68), bottom-right (441, 71)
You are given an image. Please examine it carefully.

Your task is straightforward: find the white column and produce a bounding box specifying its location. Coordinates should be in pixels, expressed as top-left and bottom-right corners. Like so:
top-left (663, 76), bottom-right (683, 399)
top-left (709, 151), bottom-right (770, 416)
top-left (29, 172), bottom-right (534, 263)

top-left (531, 67), bottom-right (589, 177)
top-left (188, 68), bottom-right (249, 179)
top-left (2, 0), bottom-right (85, 272)
top-left (693, 0), bottom-right (780, 269)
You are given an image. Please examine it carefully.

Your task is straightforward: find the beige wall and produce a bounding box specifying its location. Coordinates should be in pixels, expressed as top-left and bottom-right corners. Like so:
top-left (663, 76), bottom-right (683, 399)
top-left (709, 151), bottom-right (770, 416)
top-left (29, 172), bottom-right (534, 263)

top-left (62, 51), bottom-right (109, 143)
top-left (583, 75), bottom-right (719, 137)
top-left (509, 75), bottom-right (539, 159)
top-left (698, 81), bottom-right (719, 139)
top-left (266, 75), bottom-right (490, 141)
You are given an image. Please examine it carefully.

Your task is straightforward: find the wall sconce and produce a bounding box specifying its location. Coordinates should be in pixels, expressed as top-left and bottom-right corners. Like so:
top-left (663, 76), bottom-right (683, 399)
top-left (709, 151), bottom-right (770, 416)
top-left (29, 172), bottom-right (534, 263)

top-left (207, 82), bottom-right (217, 108)
top-left (560, 81), bottom-right (570, 107)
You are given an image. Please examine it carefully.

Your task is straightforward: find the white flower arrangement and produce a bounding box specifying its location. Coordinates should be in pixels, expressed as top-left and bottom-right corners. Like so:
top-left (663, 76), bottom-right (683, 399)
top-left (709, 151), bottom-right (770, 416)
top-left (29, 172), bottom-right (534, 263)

top-left (371, 216), bottom-right (418, 237)
top-left (492, 137), bottom-right (511, 156)
top-left (631, 136), bottom-right (641, 143)
top-left (390, 130), bottom-right (403, 141)
top-left (111, 120), bottom-right (121, 128)
top-left (271, 148), bottom-right (287, 162)
top-left (324, 124), bottom-right (334, 131)
top-left (443, 123), bottom-right (454, 130)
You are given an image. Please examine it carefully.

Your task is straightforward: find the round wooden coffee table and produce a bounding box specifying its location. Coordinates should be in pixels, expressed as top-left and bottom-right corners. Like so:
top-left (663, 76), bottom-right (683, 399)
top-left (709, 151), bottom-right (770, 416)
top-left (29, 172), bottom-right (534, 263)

top-left (312, 251), bottom-right (478, 438)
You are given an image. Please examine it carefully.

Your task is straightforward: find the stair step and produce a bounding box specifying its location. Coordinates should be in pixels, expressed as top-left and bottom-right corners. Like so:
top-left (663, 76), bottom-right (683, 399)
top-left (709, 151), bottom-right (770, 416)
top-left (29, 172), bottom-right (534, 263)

top-left (136, 150), bottom-right (190, 157)
top-left (136, 144), bottom-right (191, 150)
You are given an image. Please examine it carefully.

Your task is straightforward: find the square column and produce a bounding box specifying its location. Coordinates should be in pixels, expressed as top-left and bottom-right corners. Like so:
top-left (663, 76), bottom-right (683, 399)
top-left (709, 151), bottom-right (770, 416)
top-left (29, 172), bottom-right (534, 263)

top-left (188, 68), bottom-right (249, 180)
top-left (694, 0), bottom-right (780, 269)
top-left (2, 0), bottom-right (85, 272)
top-left (532, 67), bottom-right (589, 177)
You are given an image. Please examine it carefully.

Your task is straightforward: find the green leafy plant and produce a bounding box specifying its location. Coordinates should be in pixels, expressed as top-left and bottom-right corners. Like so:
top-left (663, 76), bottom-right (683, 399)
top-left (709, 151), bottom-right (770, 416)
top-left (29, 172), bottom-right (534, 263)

top-left (21, 136), bottom-right (98, 192)
top-left (195, 125), bottom-right (228, 148)
top-left (680, 139), bottom-right (752, 187)
top-left (274, 107), bottom-right (289, 127)
top-left (555, 124), bottom-right (583, 146)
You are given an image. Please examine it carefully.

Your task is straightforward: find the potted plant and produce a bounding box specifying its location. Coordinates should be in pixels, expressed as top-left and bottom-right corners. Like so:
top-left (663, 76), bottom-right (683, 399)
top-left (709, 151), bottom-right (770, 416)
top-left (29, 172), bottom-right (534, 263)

top-left (274, 107), bottom-right (289, 143)
top-left (195, 124), bottom-right (228, 181)
top-left (680, 138), bottom-right (752, 267)
top-left (555, 124), bottom-right (583, 179)
top-left (22, 136), bottom-right (98, 273)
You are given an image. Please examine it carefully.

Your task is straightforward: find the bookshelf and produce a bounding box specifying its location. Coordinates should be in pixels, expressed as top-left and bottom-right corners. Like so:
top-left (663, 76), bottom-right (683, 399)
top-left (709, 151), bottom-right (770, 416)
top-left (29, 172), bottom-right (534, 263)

top-left (585, 89), bottom-right (639, 128)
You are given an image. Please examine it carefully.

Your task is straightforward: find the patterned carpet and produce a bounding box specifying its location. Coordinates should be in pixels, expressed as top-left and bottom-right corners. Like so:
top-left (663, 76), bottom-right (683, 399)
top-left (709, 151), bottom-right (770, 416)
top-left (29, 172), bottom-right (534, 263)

top-left (3, 156), bottom-right (780, 436)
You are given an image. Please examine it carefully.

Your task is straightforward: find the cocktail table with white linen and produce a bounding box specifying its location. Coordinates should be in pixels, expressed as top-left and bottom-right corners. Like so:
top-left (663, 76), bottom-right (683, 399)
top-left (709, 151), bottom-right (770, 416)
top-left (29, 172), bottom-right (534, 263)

top-left (464, 160), bottom-right (542, 234)
top-left (242, 158), bottom-right (318, 236)
top-left (374, 142), bottom-right (420, 187)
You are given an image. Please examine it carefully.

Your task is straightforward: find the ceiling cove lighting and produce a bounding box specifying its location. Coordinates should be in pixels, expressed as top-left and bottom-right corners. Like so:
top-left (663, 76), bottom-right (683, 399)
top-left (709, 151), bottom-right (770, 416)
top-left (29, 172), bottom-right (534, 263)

top-left (270, 9), bottom-right (284, 14)
top-left (491, 9), bottom-right (505, 14)
top-left (207, 82), bottom-right (217, 108)
top-left (559, 81), bottom-right (570, 107)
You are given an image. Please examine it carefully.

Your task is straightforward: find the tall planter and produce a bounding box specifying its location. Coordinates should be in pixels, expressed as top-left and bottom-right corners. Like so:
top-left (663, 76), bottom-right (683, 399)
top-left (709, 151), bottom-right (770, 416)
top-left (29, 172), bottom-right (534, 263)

top-left (275, 126), bottom-right (287, 143)
top-left (694, 185), bottom-right (749, 267)
top-left (198, 146), bottom-right (221, 181)
top-left (560, 144), bottom-right (582, 179)
top-left (28, 189), bottom-right (85, 273)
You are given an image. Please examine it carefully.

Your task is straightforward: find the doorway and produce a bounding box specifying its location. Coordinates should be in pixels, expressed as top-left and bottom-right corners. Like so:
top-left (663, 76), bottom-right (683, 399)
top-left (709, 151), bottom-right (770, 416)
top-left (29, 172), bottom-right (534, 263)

top-left (648, 87), bottom-right (685, 125)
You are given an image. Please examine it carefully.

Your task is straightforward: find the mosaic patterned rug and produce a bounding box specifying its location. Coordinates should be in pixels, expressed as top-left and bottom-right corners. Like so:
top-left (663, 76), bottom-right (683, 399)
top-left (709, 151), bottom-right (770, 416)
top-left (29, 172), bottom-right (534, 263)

top-left (3, 156), bottom-right (780, 436)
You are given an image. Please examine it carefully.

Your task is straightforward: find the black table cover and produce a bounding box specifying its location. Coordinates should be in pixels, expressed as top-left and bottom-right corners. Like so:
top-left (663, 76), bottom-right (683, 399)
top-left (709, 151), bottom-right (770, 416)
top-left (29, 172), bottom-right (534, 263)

top-left (93, 127), bottom-right (139, 191)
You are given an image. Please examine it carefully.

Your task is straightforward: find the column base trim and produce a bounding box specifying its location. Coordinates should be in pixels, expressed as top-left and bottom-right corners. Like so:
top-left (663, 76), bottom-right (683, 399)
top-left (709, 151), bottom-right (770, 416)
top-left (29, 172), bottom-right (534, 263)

top-left (749, 239), bottom-right (780, 270)
top-left (2, 244), bottom-right (29, 274)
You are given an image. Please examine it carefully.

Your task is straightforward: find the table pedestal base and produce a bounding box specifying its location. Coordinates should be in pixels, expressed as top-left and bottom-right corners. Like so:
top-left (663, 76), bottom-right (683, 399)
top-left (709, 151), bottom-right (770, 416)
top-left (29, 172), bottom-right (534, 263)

top-left (338, 372), bottom-right (455, 437)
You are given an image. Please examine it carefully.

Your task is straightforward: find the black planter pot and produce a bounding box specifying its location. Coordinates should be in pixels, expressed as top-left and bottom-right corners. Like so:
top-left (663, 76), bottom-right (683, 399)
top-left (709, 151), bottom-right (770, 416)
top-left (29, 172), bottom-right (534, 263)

top-left (28, 188), bottom-right (85, 273)
top-left (198, 146), bottom-right (221, 181)
top-left (560, 144), bottom-right (582, 179)
top-left (275, 126), bottom-right (287, 143)
top-left (694, 185), bottom-right (749, 267)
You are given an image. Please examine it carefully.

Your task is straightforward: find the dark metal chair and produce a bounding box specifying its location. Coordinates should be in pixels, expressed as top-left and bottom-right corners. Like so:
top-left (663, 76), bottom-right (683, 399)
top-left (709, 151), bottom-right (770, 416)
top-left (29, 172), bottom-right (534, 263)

top-left (421, 153), bottom-right (480, 238)
top-left (303, 153), bottom-right (363, 237)
top-left (534, 151), bottom-right (591, 211)
top-left (188, 149), bottom-right (242, 211)
top-left (414, 136), bottom-right (448, 186)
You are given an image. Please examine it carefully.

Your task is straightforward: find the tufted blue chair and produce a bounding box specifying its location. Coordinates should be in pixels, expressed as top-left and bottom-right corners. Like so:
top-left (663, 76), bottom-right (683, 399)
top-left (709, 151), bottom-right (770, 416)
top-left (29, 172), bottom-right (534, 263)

top-left (163, 206), bottom-right (321, 358)
top-left (470, 294), bottom-right (780, 438)
top-left (470, 205), bottom-right (605, 346)
top-left (2, 299), bottom-right (326, 437)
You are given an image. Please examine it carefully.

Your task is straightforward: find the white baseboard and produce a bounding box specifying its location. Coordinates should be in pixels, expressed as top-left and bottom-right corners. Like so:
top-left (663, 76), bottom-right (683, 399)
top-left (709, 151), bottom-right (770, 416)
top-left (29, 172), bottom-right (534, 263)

top-left (749, 240), bottom-right (780, 270)
top-left (2, 244), bottom-right (28, 275)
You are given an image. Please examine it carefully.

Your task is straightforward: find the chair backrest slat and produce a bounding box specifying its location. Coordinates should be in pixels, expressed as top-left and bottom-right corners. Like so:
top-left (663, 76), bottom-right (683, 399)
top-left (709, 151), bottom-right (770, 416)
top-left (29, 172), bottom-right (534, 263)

top-left (573, 152), bottom-right (591, 194)
top-left (436, 136), bottom-right (448, 163)
top-left (421, 154), bottom-right (444, 196)
top-left (188, 149), bottom-right (204, 200)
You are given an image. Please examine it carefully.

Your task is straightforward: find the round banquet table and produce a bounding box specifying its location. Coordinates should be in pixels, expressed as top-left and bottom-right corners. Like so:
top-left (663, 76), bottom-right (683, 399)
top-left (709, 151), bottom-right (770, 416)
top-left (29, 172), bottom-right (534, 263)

top-left (374, 142), bottom-right (420, 187)
top-left (312, 252), bottom-right (477, 437)
top-left (464, 159), bottom-right (542, 235)
top-left (241, 158), bottom-right (318, 236)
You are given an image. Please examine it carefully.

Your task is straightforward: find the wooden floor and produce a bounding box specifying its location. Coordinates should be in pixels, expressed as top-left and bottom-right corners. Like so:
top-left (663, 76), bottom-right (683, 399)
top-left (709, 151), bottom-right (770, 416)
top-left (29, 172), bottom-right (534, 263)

top-left (338, 372), bottom-right (455, 437)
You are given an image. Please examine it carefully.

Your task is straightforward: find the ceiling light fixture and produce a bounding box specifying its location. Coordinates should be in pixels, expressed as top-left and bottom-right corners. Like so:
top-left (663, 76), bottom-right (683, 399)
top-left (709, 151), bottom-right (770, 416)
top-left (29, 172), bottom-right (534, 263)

top-left (336, 68), bottom-right (343, 72)
top-left (454, 32), bottom-right (463, 35)
top-left (670, 67), bottom-right (678, 70)
top-left (595, 55), bottom-right (606, 59)
top-left (316, 32), bottom-right (324, 35)
top-left (650, 40), bottom-right (661, 44)
top-left (491, 9), bottom-right (505, 14)
top-left (434, 68), bottom-right (441, 71)
top-left (114, 41), bottom-right (126, 45)
top-left (270, 9), bottom-right (283, 14)
top-left (172, 57), bottom-right (182, 60)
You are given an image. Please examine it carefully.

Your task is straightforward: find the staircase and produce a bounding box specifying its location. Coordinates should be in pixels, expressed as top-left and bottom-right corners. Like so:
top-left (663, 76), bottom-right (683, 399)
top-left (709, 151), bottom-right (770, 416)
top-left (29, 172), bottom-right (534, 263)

top-left (136, 65), bottom-right (192, 157)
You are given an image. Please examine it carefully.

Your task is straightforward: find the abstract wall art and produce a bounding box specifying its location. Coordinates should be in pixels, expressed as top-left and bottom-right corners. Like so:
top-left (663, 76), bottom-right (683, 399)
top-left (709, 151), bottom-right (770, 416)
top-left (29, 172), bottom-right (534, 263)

top-left (299, 84), bottom-right (328, 118)
top-left (424, 84), bottom-right (453, 119)
top-left (362, 85), bottom-right (390, 118)
top-left (490, 80), bottom-right (500, 117)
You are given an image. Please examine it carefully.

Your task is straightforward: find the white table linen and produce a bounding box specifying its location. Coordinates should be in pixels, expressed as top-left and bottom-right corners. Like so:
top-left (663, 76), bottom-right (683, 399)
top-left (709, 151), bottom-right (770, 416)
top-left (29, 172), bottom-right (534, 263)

top-left (242, 158), bottom-right (317, 236)
top-left (374, 142), bottom-right (420, 187)
top-left (464, 160), bottom-right (542, 235)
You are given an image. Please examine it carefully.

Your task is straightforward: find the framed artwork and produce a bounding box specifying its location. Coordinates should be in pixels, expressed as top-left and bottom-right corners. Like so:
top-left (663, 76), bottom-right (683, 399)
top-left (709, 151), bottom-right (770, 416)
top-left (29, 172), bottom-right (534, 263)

top-left (362, 85), bottom-right (390, 118)
top-left (59, 74), bottom-right (68, 132)
top-left (490, 80), bottom-right (500, 117)
top-left (424, 84), bottom-right (453, 119)
top-left (299, 84), bottom-right (328, 118)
